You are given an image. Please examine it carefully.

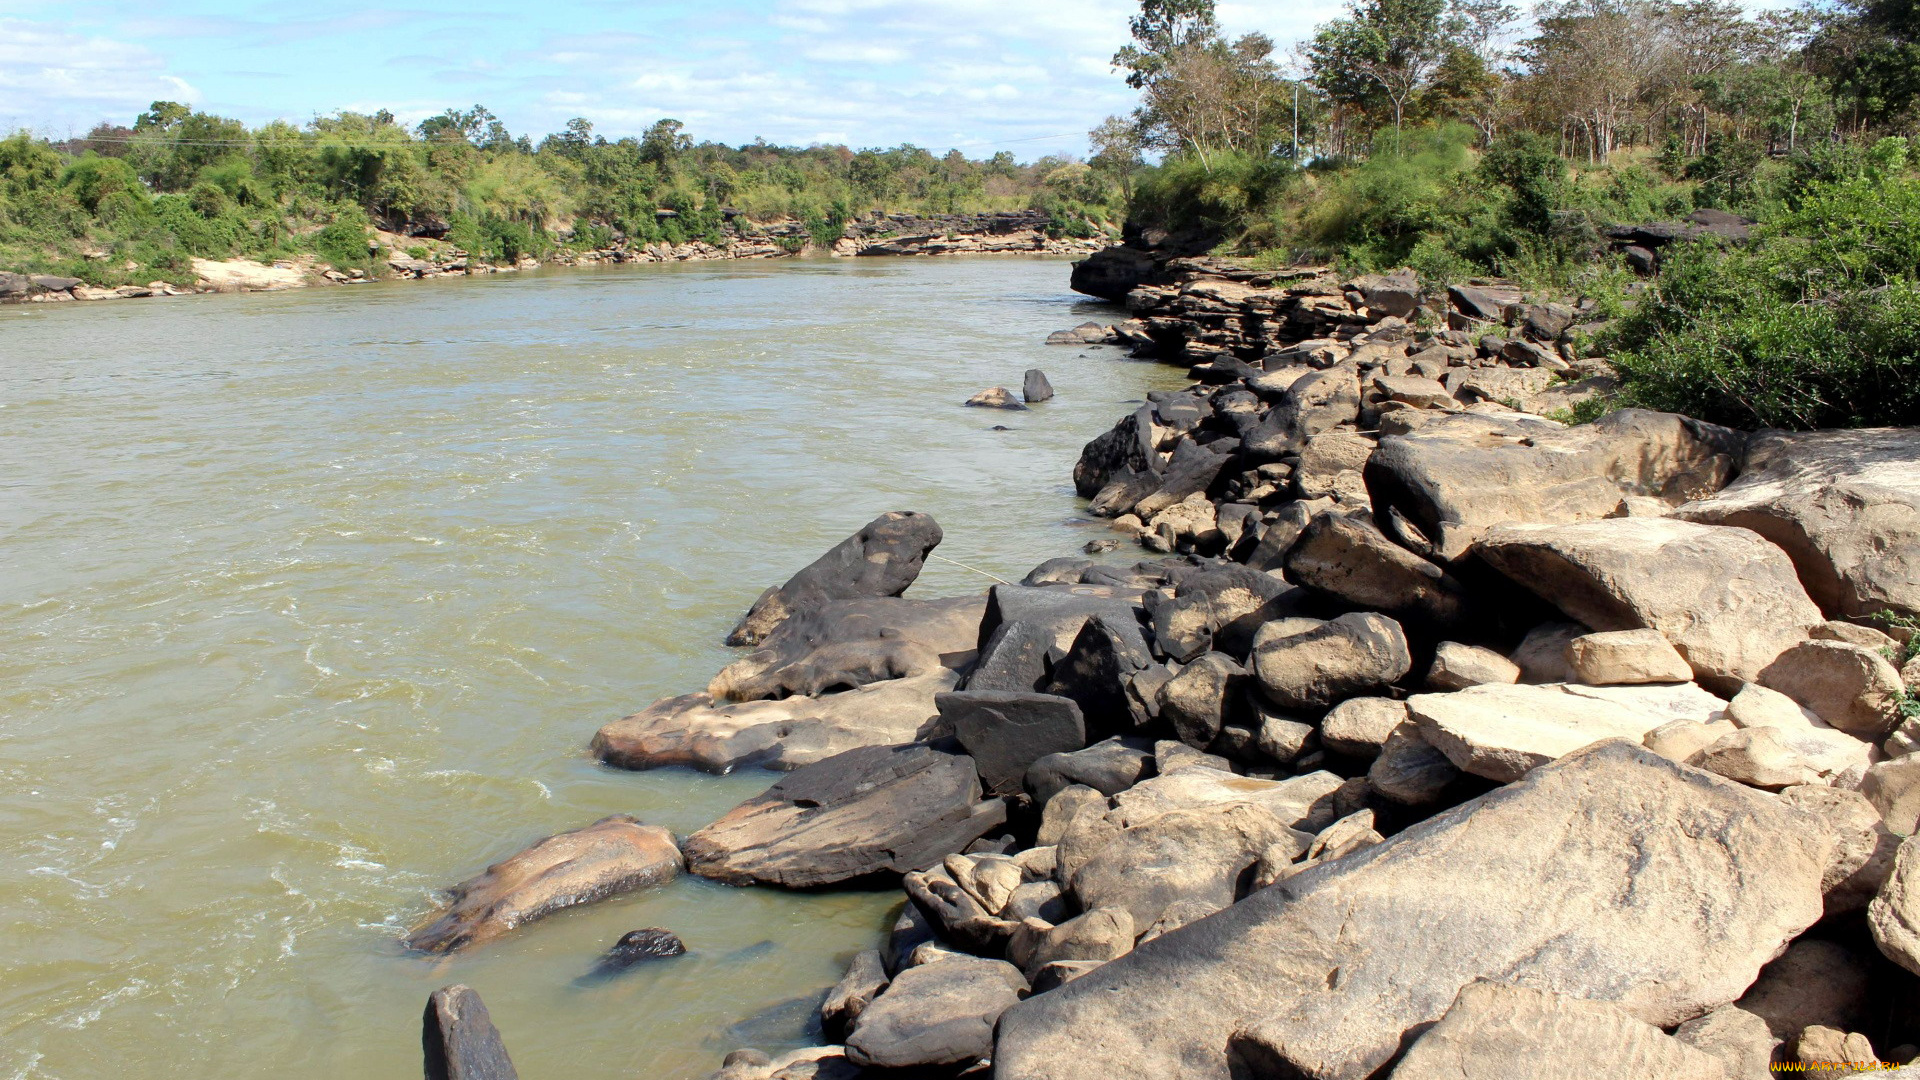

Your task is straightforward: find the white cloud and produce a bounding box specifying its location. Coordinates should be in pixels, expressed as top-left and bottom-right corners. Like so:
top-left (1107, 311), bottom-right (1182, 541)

top-left (0, 19), bottom-right (200, 134)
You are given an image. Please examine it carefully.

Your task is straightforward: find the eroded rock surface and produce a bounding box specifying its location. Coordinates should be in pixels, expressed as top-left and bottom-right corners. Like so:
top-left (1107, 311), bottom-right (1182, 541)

top-left (681, 744), bottom-right (1007, 888)
top-left (727, 512), bottom-right (944, 646)
top-left (405, 816), bottom-right (682, 954)
top-left (993, 742), bottom-right (1830, 1080)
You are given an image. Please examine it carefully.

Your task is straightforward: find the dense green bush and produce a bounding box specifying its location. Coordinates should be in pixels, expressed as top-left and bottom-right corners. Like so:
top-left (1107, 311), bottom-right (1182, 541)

top-left (1610, 171), bottom-right (1920, 429)
top-left (311, 206), bottom-right (374, 272)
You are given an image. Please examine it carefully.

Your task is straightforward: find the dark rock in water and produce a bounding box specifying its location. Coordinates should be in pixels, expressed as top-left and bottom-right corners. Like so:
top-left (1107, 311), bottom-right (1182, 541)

top-left (721, 992), bottom-right (828, 1047)
top-left (940, 690), bottom-right (1088, 795)
top-left (1084, 537), bottom-right (1120, 555)
top-left (423, 984), bottom-right (518, 1080)
top-left (1024, 369), bottom-right (1055, 403)
top-left (681, 744), bottom-right (1008, 888)
top-left (821, 949), bottom-right (891, 1041)
top-left (404, 815), bottom-right (682, 954)
top-left (586, 928), bottom-right (685, 978)
top-left (965, 386), bottom-right (1027, 410)
top-left (992, 424), bottom-right (1011, 431)
top-left (726, 511), bottom-right (944, 647)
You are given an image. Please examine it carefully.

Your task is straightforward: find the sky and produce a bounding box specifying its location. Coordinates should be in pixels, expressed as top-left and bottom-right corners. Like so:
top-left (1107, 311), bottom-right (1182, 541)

top-left (0, 0), bottom-right (1336, 159)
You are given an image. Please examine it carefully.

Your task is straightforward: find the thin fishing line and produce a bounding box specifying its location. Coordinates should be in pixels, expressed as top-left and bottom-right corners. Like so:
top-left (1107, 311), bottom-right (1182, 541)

top-left (925, 552), bottom-right (1013, 586)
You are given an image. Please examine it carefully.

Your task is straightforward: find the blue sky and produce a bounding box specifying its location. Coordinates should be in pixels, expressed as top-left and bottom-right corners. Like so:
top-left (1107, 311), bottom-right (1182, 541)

top-left (0, 1), bottom-right (1327, 158)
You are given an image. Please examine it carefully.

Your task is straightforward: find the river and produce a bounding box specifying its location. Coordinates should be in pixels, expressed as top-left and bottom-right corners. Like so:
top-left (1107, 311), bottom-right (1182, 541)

top-left (0, 256), bottom-right (1186, 1080)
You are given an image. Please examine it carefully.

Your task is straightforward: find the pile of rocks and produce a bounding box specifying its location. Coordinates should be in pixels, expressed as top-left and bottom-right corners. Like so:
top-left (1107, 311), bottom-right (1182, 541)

top-left (399, 256), bottom-right (1919, 1079)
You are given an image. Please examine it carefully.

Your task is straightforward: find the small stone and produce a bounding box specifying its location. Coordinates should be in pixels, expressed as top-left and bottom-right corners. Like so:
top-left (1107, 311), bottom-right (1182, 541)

top-left (1367, 721), bottom-right (1461, 804)
top-left (1695, 727), bottom-right (1827, 790)
top-left (1425, 641), bottom-right (1522, 690)
top-left (1565, 628), bottom-right (1693, 685)
top-left (1320, 697), bottom-right (1409, 758)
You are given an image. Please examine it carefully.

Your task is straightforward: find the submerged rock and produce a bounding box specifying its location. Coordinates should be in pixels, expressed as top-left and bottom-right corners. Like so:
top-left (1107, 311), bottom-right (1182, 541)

top-left (965, 386), bottom-right (1028, 410)
top-left (404, 815), bottom-right (682, 954)
top-left (727, 511), bottom-right (944, 647)
top-left (681, 744), bottom-right (1008, 888)
top-left (993, 741), bottom-right (1830, 1080)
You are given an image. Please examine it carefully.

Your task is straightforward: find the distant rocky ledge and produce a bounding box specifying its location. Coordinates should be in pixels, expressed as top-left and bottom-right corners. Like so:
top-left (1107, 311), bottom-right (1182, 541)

top-left (0, 210), bottom-right (1105, 306)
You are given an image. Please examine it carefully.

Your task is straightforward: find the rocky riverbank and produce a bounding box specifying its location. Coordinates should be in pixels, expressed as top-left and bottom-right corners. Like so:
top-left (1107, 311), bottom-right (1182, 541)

top-left (404, 251), bottom-right (1920, 1080)
top-left (0, 211), bottom-right (1104, 306)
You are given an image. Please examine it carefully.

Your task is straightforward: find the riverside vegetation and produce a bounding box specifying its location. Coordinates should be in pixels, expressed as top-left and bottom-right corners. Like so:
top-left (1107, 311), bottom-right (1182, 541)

top-left (0, 107), bottom-right (1126, 287)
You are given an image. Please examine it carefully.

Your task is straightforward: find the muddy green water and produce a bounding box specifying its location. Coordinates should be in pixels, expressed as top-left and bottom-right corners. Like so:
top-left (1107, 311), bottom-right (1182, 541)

top-left (0, 257), bottom-right (1186, 1080)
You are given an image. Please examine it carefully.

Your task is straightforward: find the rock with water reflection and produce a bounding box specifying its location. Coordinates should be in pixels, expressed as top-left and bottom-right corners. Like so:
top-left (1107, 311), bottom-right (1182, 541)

top-left (682, 743), bottom-right (1009, 888)
top-left (403, 814), bottom-right (682, 954)
top-left (727, 511), bottom-right (945, 647)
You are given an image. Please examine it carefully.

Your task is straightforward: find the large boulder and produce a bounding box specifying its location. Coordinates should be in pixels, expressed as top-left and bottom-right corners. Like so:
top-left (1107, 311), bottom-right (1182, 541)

top-left (404, 816), bottom-right (682, 953)
top-left (681, 744), bottom-right (1007, 888)
top-left (993, 741), bottom-right (1831, 1080)
top-left (1871, 836), bottom-right (1920, 976)
top-left (1382, 981), bottom-right (1733, 1080)
top-left (1758, 640), bottom-right (1907, 741)
top-left (591, 668), bottom-right (957, 773)
top-left (727, 511), bottom-right (944, 646)
top-left (1251, 612), bottom-right (1413, 710)
top-left (1366, 409), bottom-right (1745, 561)
top-left (1041, 616), bottom-right (1154, 732)
top-left (423, 985), bottom-right (518, 1080)
top-left (1106, 765), bottom-right (1343, 832)
top-left (1149, 565), bottom-right (1303, 662)
top-left (1476, 517), bottom-right (1823, 688)
top-left (845, 956), bottom-right (1028, 1069)
top-left (1025, 736), bottom-right (1156, 804)
top-left (707, 595), bottom-right (984, 702)
top-left (1674, 427), bottom-right (1920, 621)
top-left (1409, 681), bottom-right (1729, 783)
top-left (939, 691), bottom-right (1087, 795)
top-left (1070, 801), bottom-right (1305, 932)
top-left (1284, 511), bottom-right (1471, 627)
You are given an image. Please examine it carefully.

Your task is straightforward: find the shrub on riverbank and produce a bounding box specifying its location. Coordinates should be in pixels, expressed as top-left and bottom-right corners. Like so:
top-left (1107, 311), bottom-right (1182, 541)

top-left (1609, 165), bottom-right (1920, 430)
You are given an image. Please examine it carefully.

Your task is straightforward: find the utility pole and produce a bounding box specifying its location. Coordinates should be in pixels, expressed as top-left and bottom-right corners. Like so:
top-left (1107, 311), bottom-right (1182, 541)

top-left (1292, 82), bottom-right (1300, 163)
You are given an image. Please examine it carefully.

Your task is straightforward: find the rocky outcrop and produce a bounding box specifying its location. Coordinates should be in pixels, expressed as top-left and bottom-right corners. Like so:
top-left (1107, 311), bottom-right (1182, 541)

top-left (1409, 681), bottom-right (1729, 782)
top-left (1367, 409), bottom-right (1745, 561)
top-left (727, 511), bottom-right (944, 646)
top-left (707, 595), bottom-right (984, 703)
top-left (404, 815), bottom-right (682, 953)
top-left (1674, 427), bottom-right (1920, 621)
top-left (994, 742), bottom-right (1831, 1080)
top-left (844, 957), bottom-right (1027, 1069)
top-left (680, 744), bottom-right (1007, 888)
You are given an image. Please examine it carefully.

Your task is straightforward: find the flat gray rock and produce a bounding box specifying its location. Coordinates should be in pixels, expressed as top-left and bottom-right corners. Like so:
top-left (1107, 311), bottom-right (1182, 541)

top-left (728, 511), bottom-right (944, 646)
top-left (940, 690), bottom-right (1086, 795)
top-left (1379, 981), bottom-right (1731, 1080)
top-left (681, 744), bottom-right (1007, 888)
top-left (1409, 681), bottom-right (1730, 783)
top-left (993, 741), bottom-right (1830, 1080)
